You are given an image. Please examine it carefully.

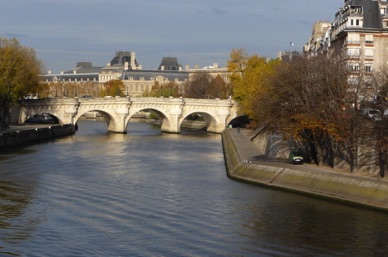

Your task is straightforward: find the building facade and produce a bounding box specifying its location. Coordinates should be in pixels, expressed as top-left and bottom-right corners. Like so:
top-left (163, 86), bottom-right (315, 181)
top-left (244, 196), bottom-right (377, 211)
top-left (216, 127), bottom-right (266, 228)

top-left (305, 0), bottom-right (388, 74)
top-left (41, 51), bottom-right (228, 97)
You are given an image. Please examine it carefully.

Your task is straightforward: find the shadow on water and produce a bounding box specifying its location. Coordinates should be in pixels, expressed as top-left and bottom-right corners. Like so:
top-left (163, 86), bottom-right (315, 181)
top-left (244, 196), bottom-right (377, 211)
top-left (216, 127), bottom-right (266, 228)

top-left (0, 179), bottom-right (40, 245)
top-left (0, 148), bottom-right (37, 161)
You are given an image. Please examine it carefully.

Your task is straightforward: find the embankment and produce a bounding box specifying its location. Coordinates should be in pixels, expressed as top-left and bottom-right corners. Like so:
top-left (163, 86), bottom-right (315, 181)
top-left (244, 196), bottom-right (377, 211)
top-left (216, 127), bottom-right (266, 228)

top-left (0, 124), bottom-right (75, 148)
top-left (222, 129), bottom-right (388, 211)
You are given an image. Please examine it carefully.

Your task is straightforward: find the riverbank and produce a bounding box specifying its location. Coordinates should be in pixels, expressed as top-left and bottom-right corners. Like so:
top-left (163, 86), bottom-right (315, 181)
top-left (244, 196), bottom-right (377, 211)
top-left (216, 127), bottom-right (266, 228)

top-left (0, 124), bottom-right (75, 149)
top-left (222, 128), bottom-right (388, 211)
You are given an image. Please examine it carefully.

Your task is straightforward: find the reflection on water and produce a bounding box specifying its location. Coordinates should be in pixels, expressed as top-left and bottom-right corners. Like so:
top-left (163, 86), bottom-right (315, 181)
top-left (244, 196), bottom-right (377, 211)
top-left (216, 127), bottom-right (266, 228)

top-left (0, 120), bottom-right (387, 257)
top-left (0, 178), bottom-right (39, 245)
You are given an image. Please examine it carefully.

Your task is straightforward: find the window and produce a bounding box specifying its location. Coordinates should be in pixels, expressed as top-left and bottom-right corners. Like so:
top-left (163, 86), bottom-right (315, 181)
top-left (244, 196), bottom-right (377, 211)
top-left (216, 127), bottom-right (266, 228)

top-left (347, 48), bottom-right (360, 56)
top-left (365, 65), bottom-right (372, 72)
top-left (350, 19), bottom-right (361, 26)
top-left (365, 35), bottom-right (373, 43)
top-left (365, 49), bottom-right (374, 57)
top-left (348, 64), bottom-right (360, 71)
top-left (351, 6), bottom-right (363, 14)
top-left (348, 33), bottom-right (360, 43)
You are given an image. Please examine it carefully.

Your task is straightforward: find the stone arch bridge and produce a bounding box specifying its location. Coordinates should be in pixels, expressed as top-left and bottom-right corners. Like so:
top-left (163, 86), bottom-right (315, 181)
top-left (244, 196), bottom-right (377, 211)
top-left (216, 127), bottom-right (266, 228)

top-left (20, 97), bottom-right (239, 134)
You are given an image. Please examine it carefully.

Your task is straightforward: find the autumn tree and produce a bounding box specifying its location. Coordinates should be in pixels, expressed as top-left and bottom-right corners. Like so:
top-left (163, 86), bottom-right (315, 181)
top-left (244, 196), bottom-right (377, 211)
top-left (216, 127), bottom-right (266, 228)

top-left (184, 72), bottom-right (212, 98)
top-left (146, 81), bottom-right (181, 97)
top-left (370, 65), bottom-right (388, 176)
top-left (208, 75), bottom-right (228, 99)
top-left (227, 48), bottom-right (280, 118)
top-left (0, 38), bottom-right (44, 124)
top-left (100, 79), bottom-right (125, 97)
top-left (247, 52), bottom-right (378, 170)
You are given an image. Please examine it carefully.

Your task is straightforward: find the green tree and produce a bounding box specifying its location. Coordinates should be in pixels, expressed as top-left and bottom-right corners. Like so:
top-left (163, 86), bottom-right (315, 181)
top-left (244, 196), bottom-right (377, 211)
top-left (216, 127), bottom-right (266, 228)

top-left (100, 80), bottom-right (125, 97)
top-left (0, 38), bottom-right (44, 124)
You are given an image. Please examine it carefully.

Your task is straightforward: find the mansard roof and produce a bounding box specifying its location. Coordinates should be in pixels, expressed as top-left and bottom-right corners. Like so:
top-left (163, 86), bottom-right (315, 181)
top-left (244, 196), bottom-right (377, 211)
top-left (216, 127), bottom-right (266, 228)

top-left (158, 57), bottom-right (182, 71)
top-left (65, 62), bottom-right (103, 74)
top-left (122, 69), bottom-right (188, 81)
top-left (346, 0), bottom-right (381, 30)
top-left (109, 51), bottom-right (139, 68)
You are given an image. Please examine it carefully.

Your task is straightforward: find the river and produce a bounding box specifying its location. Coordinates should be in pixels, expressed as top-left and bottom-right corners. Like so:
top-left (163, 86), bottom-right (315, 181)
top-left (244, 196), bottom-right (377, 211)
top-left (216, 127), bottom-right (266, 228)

top-left (0, 120), bottom-right (387, 257)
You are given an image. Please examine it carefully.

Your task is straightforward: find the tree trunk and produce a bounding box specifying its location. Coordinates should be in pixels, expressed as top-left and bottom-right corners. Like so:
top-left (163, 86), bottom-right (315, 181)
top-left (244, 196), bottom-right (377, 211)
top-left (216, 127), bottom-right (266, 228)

top-left (378, 150), bottom-right (387, 178)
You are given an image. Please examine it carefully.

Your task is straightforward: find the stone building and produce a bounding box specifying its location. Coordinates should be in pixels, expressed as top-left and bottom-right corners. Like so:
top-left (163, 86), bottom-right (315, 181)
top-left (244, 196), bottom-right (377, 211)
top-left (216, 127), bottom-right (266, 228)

top-left (305, 0), bottom-right (388, 73)
top-left (40, 62), bottom-right (102, 97)
top-left (41, 51), bottom-right (229, 97)
top-left (120, 55), bottom-right (189, 97)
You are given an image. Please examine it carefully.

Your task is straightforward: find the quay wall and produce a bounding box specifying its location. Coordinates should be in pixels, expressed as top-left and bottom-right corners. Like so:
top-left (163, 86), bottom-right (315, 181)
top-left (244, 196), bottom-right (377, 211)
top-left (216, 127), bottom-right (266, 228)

top-left (222, 129), bottom-right (388, 211)
top-left (0, 124), bottom-right (75, 148)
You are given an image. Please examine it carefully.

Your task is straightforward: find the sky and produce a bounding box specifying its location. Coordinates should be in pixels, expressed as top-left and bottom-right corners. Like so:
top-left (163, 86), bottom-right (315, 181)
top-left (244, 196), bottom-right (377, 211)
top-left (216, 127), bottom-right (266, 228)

top-left (0, 0), bottom-right (342, 73)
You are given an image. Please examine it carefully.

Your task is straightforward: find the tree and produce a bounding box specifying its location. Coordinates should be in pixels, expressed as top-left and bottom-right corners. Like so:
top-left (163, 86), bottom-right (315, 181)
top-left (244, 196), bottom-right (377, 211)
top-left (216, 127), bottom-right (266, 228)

top-left (371, 65), bottom-right (388, 176)
top-left (0, 38), bottom-right (44, 124)
top-left (184, 72), bottom-right (212, 98)
top-left (146, 81), bottom-right (181, 97)
top-left (100, 80), bottom-right (125, 97)
top-left (248, 53), bottom-right (356, 167)
top-left (209, 75), bottom-right (228, 99)
top-left (227, 48), bottom-right (280, 117)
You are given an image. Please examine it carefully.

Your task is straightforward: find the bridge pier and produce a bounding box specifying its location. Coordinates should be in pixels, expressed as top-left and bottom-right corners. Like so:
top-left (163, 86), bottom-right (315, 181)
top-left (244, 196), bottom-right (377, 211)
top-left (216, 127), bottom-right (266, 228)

top-left (161, 118), bottom-right (180, 134)
top-left (107, 107), bottom-right (130, 134)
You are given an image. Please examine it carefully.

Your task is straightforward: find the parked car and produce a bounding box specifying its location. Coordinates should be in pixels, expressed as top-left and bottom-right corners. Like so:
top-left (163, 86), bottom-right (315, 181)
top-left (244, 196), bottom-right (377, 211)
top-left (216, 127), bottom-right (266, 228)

top-left (289, 149), bottom-right (304, 164)
top-left (361, 108), bottom-right (381, 121)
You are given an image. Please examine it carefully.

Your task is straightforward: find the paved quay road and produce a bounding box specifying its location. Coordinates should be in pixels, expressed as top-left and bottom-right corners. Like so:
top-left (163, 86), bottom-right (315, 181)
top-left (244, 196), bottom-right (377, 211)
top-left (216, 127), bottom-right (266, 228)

top-left (228, 127), bottom-right (383, 177)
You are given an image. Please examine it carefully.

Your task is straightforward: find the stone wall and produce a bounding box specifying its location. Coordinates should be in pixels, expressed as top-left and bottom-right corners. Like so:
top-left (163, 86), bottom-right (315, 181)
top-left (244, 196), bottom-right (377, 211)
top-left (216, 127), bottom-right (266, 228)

top-left (0, 124), bottom-right (75, 148)
top-left (222, 129), bottom-right (388, 211)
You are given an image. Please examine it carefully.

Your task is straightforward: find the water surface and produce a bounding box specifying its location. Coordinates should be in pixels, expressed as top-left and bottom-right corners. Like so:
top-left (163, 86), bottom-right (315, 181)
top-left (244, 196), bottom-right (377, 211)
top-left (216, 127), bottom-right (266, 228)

top-left (0, 120), bottom-right (387, 256)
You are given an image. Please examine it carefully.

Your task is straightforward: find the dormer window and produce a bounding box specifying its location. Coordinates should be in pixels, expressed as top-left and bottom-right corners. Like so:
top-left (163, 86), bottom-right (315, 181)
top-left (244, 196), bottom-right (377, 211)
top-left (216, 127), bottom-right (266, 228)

top-left (350, 19), bottom-right (362, 27)
top-left (351, 6), bottom-right (363, 14)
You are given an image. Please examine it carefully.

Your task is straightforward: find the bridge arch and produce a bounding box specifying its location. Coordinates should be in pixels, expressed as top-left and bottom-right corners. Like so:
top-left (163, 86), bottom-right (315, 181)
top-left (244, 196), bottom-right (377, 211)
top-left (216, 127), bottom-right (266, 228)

top-left (73, 109), bottom-right (119, 133)
top-left (74, 98), bottom-right (131, 133)
top-left (126, 105), bottom-right (176, 134)
top-left (179, 111), bottom-right (218, 132)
